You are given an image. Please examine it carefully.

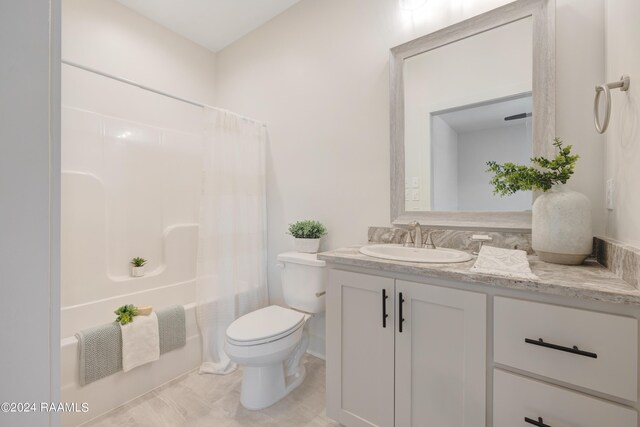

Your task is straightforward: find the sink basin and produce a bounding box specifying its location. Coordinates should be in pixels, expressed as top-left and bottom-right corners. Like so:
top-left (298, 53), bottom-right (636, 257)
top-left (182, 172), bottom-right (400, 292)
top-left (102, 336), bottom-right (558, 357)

top-left (359, 244), bottom-right (473, 264)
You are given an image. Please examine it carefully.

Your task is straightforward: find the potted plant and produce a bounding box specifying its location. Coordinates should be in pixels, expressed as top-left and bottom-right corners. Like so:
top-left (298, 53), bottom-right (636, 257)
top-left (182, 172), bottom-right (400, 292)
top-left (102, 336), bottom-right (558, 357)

top-left (130, 257), bottom-right (148, 277)
top-left (487, 138), bottom-right (592, 265)
top-left (288, 220), bottom-right (327, 254)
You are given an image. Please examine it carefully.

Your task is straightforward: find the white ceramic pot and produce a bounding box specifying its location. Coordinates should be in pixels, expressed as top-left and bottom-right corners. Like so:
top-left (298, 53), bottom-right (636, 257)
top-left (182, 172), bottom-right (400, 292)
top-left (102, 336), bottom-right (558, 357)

top-left (532, 185), bottom-right (593, 265)
top-left (131, 266), bottom-right (145, 277)
top-left (294, 238), bottom-right (321, 254)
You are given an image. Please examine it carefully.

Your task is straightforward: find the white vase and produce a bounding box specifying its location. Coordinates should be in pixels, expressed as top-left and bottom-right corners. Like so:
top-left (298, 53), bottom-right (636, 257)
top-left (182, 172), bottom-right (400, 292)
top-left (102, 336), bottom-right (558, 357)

top-left (294, 238), bottom-right (321, 254)
top-left (532, 185), bottom-right (593, 265)
top-left (131, 266), bottom-right (145, 277)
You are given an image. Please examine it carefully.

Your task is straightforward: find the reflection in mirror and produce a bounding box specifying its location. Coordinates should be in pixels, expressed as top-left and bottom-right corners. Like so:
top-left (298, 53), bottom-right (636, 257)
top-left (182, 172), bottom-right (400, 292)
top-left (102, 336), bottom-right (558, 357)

top-left (431, 94), bottom-right (532, 212)
top-left (403, 17), bottom-right (533, 212)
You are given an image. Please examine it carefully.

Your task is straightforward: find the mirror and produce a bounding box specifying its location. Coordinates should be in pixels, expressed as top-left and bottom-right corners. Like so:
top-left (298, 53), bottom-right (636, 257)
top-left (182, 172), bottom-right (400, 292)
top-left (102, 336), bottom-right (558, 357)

top-left (390, 0), bottom-right (555, 230)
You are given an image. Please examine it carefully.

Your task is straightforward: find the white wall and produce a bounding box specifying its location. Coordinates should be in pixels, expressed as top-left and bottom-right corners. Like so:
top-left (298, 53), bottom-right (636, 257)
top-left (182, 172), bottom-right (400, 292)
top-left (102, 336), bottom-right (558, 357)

top-left (457, 124), bottom-right (532, 211)
top-left (0, 1), bottom-right (60, 425)
top-left (62, 0), bottom-right (217, 106)
top-left (215, 0), bottom-right (607, 356)
top-left (604, 0), bottom-right (640, 247)
top-left (431, 116), bottom-right (459, 211)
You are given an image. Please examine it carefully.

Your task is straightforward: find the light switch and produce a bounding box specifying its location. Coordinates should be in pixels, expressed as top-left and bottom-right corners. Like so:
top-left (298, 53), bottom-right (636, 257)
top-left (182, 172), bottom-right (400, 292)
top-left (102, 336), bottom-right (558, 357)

top-left (412, 177), bottom-right (419, 188)
top-left (412, 190), bottom-right (420, 201)
top-left (606, 179), bottom-right (615, 210)
top-left (405, 189), bottom-right (411, 201)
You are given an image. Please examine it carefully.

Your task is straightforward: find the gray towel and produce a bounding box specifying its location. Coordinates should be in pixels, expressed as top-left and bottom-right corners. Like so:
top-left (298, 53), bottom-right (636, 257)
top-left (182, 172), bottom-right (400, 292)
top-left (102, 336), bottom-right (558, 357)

top-left (157, 305), bottom-right (186, 354)
top-left (76, 322), bottom-right (122, 386)
top-left (76, 305), bottom-right (186, 386)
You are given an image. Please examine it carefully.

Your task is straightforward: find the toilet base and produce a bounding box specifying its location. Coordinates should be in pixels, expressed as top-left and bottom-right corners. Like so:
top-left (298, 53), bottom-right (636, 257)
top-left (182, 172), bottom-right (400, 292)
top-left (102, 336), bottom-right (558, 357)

top-left (239, 364), bottom-right (306, 410)
top-left (239, 325), bottom-right (310, 410)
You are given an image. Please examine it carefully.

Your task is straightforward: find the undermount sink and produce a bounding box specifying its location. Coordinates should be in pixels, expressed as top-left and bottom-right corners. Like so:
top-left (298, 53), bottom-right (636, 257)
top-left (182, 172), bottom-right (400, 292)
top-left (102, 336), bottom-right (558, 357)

top-left (359, 244), bottom-right (473, 264)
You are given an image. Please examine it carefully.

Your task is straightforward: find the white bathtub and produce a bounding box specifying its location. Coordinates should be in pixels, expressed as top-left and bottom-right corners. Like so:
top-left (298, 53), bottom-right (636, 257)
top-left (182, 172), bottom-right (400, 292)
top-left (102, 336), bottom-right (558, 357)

top-left (61, 300), bottom-right (201, 426)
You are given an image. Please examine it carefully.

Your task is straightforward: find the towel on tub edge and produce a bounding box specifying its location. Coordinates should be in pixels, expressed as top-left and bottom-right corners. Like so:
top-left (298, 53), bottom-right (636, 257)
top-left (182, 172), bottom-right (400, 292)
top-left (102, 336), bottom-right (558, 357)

top-left (75, 305), bottom-right (186, 385)
top-left (120, 312), bottom-right (160, 372)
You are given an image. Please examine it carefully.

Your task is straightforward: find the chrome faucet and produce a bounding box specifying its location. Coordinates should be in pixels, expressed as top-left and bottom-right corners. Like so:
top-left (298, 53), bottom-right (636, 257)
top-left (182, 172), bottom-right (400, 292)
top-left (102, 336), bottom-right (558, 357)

top-left (407, 221), bottom-right (423, 248)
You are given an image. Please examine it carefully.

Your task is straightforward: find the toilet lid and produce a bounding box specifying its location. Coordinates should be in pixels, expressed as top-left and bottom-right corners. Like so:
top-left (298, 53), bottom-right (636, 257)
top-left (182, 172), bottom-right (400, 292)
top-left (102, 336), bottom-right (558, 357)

top-left (226, 305), bottom-right (306, 344)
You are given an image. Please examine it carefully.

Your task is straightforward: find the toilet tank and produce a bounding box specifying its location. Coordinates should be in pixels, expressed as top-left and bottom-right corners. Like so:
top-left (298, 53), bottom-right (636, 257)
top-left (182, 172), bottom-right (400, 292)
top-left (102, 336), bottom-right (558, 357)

top-left (277, 252), bottom-right (326, 314)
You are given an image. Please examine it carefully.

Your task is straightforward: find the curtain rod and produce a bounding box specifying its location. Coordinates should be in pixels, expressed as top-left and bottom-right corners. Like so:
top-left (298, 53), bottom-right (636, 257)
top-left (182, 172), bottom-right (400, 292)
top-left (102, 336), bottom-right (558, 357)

top-left (61, 59), bottom-right (267, 127)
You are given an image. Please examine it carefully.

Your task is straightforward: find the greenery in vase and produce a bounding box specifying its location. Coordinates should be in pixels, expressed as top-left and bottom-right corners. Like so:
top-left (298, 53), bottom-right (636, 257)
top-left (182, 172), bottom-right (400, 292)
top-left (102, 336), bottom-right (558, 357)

top-left (130, 257), bottom-right (147, 268)
top-left (486, 138), bottom-right (579, 196)
top-left (288, 220), bottom-right (327, 239)
top-left (114, 304), bottom-right (138, 325)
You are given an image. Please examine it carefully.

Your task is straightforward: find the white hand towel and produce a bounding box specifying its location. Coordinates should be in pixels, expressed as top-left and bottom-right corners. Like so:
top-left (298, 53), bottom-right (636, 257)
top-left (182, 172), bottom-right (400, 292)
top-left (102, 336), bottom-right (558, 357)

top-left (471, 245), bottom-right (538, 280)
top-left (121, 312), bottom-right (160, 372)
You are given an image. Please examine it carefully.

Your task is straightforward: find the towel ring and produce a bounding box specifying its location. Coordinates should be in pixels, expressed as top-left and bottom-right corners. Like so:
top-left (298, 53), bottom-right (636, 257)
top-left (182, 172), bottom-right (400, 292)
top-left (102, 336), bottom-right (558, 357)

top-left (594, 75), bottom-right (630, 134)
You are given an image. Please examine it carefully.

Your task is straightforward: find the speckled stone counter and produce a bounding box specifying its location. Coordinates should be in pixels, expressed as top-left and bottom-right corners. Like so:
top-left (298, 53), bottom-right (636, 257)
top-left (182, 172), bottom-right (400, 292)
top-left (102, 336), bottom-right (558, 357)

top-left (318, 246), bottom-right (640, 306)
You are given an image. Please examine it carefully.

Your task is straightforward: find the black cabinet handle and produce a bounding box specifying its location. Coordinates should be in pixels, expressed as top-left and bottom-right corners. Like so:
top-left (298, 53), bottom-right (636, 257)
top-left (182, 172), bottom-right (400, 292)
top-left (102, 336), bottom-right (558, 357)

top-left (525, 338), bottom-right (597, 359)
top-left (382, 289), bottom-right (389, 328)
top-left (398, 292), bottom-right (405, 333)
top-left (525, 416), bottom-right (551, 427)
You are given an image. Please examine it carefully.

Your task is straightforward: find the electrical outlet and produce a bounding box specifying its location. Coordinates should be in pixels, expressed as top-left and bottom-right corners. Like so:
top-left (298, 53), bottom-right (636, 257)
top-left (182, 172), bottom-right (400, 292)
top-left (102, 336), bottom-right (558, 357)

top-left (606, 179), bottom-right (615, 210)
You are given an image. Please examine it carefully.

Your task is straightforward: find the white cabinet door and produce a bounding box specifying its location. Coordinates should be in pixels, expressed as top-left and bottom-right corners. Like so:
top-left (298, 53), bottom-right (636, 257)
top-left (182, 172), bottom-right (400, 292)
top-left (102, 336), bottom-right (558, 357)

top-left (395, 280), bottom-right (487, 427)
top-left (326, 269), bottom-right (395, 427)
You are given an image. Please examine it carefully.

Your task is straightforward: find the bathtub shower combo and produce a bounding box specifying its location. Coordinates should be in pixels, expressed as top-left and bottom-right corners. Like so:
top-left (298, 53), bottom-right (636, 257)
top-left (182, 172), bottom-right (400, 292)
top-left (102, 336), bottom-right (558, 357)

top-left (60, 62), bottom-right (270, 425)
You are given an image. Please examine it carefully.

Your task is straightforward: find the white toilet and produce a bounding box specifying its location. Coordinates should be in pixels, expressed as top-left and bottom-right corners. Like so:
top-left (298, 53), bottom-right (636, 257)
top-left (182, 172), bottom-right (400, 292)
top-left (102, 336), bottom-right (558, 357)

top-left (225, 252), bottom-right (326, 410)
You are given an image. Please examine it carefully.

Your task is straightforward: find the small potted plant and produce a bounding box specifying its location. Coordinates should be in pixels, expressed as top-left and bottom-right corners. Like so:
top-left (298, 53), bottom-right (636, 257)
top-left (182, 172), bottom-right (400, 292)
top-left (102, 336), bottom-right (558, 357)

top-left (487, 138), bottom-right (592, 265)
top-left (288, 220), bottom-right (327, 254)
top-left (130, 257), bottom-right (148, 277)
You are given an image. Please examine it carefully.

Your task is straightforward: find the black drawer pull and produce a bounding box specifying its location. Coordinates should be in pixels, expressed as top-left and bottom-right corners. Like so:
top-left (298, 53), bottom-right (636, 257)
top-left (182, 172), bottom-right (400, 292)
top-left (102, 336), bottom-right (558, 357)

top-left (525, 338), bottom-right (597, 359)
top-left (382, 289), bottom-right (389, 328)
top-left (398, 292), bottom-right (405, 333)
top-left (525, 416), bottom-right (551, 427)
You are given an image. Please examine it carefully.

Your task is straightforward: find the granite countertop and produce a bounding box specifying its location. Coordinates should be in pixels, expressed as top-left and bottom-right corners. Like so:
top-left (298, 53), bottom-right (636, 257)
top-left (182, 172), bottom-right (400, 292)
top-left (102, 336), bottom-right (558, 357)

top-left (318, 246), bottom-right (640, 306)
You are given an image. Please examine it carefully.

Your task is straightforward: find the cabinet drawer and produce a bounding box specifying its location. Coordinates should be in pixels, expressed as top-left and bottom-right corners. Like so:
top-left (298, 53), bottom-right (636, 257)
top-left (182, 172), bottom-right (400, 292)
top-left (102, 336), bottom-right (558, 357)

top-left (494, 369), bottom-right (637, 427)
top-left (494, 297), bottom-right (638, 401)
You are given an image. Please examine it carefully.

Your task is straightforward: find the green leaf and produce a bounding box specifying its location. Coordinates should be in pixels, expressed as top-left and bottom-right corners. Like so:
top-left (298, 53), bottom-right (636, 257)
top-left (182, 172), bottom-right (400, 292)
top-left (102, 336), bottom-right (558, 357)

top-left (486, 137), bottom-right (579, 196)
top-left (114, 304), bottom-right (139, 325)
top-left (287, 220), bottom-right (327, 239)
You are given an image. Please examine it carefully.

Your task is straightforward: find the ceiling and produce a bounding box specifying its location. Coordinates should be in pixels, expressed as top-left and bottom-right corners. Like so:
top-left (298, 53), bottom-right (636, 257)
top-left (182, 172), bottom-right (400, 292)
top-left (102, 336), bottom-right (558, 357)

top-left (115, 0), bottom-right (302, 52)
top-left (437, 95), bottom-right (533, 134)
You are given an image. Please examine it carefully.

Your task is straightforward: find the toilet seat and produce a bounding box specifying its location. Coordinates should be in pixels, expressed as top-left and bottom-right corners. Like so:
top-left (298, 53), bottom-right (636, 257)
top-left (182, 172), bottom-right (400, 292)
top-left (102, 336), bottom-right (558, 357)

top-left (226, 305), bottom-right (306, 346)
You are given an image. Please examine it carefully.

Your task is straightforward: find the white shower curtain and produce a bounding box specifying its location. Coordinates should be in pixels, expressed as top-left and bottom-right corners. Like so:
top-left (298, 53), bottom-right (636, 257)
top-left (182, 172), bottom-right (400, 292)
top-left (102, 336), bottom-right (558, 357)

top-left (196, 108), bottom-right (269, 375)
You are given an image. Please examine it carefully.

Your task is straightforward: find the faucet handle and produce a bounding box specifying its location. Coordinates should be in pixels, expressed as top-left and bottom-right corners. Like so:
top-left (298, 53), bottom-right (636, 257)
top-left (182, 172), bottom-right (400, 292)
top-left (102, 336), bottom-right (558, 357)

top-left (471, 234), bottom-right (492, 254)
top-left (403, 230), bottom-right (414, 247)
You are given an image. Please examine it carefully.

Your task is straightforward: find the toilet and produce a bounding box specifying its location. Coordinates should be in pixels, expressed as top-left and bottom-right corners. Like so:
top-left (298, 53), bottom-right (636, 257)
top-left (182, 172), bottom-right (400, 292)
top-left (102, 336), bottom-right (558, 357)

top-left (225, 252), bottom-right (326, 410)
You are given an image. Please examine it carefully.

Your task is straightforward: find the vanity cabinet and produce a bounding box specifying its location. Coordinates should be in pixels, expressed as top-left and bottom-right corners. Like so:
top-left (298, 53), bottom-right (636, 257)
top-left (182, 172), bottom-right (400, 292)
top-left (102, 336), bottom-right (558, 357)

top-left (326, 270), bottom-right (487, 427)
top-left (325, 263), bottom-right (640, 427)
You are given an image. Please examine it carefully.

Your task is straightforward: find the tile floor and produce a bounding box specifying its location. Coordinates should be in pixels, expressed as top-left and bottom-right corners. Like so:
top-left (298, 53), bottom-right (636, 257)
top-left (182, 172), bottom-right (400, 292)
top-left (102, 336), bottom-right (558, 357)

top-left (83, 355), bottom-right (337, 427)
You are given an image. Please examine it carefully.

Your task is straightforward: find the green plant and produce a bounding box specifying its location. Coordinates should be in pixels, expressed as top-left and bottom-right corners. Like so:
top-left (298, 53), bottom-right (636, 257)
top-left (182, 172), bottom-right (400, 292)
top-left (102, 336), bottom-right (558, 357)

top-left (114, 304), bottom-right (138, 325)
top-left (288, 220), bottom-right (327, 239)
top-left (130, 257), bottom-right (147, 268)
top-left (486, 138), bottom-right (579, 196)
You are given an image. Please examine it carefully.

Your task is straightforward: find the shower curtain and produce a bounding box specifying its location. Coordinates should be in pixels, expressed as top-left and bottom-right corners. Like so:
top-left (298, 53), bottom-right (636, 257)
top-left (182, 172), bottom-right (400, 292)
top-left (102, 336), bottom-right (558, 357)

top-left (196, 108), bottom-right (269, 375)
